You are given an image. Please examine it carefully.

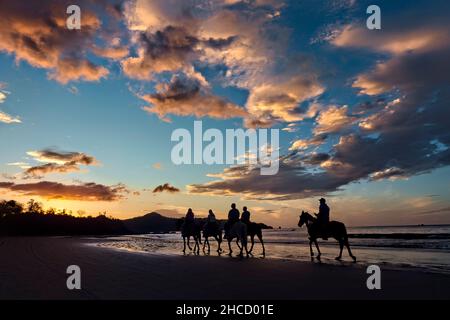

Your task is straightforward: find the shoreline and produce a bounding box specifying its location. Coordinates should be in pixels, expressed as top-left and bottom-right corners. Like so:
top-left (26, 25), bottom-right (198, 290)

top-left (1, 236), bottom-right (450, 300)
top-left (93, 234), bottom-right (450, 276)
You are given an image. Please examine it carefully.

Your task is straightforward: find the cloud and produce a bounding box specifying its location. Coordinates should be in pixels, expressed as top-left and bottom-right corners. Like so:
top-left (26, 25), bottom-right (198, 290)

top-left (0, 1), bottom-right (122, 84)
top-left (0, 111), bottom-right (21, 124)
top-left (24, 149), bottom-right (98, 178)
top-left (48, 59), bottom-right (109, 85)
top-left (91, 46), bottom-right (129, 60)
top-left (24, 163), bottom-right (80, 178)
top-left (123, 0), bottom-right (323, 126)
top-left (0, 91), bottom-right (7, 103)
top-left (7, 162), bottom-right (31, 170)
top-left (245, 74), bottom-right (325, 125)
top-left (370, 167), bottom-right (407, 181)
top-left (332, 24), bottom-right (450, 55)
top-left (27, 149), bottom-right (97, 165)
top-left (0, 181), bottom-right (128, 201)
top-left (188, 154), bottom-right (352, 200)
top-left (353, 47), bottom-right (450, 95)
top-left (301, 152), bottom-right (331, 165)
top-left (152, 183), bottom-right (180, 193)
top-left (289, 134), bottom-right (328, 151)
top-left (140, 75), bottom-right (248, 121)
top-left (314, 106), bottom-right (356, 135)
top-left (122, 24), bottom-right (236, 80)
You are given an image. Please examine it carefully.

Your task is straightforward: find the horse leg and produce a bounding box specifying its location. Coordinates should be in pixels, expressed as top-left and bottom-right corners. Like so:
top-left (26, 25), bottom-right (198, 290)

top-left (309, 239), bottom-right (314, 257)
top-left (183, 237), bottom-right (186, 253)
top-left (242, 236), bottom-right (249, 258)
top-left (314, 239), bottom-right (321, 259)
top-left (237, 236), bottom-right (245, 258)
top-left (346, 239), bottom-right (357, 262)
top-left (336, 239), bottom-right (343, 261)
top-left (236, 239), bottom-right (242, 250)
top-left (238, 241), bottom-right (244, 257)
top-left (228, 239), bottom-right (233, 256)
top-left (202, 236), bottom-right (207, 252)
top-left (248, 235), bottom-right (255, 253)
top-left (193, 237), bottom-right (199, 254)
top-left (207, 237), bottom-right (211, 253)
top-left (257, 232), bottom-right (265, 257)
top-left (187, 236), bottom-right (193, 251)
top-left (215, 235), bottom-right (222, 253)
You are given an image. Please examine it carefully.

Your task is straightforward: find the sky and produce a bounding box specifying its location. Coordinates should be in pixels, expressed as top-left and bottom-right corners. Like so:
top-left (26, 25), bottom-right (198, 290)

top-left (0, 0), bottom-right (450, 227)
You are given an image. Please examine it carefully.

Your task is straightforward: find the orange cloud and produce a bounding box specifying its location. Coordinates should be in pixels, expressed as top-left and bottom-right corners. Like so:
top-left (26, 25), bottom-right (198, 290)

top-left (0, 181), bottom-right (128, 201)
top-left (314, 106), bottom-right (356, 135)
top-left (141, 75), bottom-right (248, 121)
top-left (0, 1), bottom-right (116, 84)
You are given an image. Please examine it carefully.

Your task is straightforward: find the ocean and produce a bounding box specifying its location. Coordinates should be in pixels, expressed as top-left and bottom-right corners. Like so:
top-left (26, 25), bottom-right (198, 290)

top-left (96, 225), bottom-right (450, 275)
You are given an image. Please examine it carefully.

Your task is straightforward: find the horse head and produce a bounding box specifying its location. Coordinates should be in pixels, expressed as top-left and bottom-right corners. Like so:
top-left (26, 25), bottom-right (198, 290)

top-left (298, 210), bottom-right (311, 227)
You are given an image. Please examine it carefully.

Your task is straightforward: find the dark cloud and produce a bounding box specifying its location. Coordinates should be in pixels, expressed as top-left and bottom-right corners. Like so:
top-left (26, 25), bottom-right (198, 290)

top-left (301, 153), bottom-right (330, 165)
top-left (0, 181), bottom-right (128, 201)
top-left (152, 183), bottom-right (180, 193)
top-left (28, 149), bottom-right (96, 165)
top-left (122, 25), bottom-right (236, 80)
top-left (188, 154), bottom-right (352, 200)
top-left (189, 14), bottom-right (450, 200)
top-left (24, 149), bottom-right (98, 178)
top-left (24, 163), bottom-right (80, 178)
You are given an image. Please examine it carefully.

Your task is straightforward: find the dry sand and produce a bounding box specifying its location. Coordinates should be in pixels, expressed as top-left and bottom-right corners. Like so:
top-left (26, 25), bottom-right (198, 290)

top-left (0, 236), bottom-right (449, 300)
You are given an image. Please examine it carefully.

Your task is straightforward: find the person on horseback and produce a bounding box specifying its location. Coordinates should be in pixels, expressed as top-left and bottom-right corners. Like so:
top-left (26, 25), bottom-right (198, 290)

top-left (241, 206), bottom-right (251, 225)
top-left (207, 209), bottom-right (216, 223)
top-left (185, 208), bottom-right (195, 223)
top-left (315, 198), bottom-right (329, 240)
top-left (205, 209), bottom-right (218, 233)
top-left (224, 203), bottom-right (240, 239)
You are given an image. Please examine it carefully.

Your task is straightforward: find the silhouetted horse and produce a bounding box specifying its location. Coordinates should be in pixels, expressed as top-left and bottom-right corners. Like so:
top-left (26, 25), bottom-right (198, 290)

top-left (298, 211), bottom-right (356, 262)
top-left (181, 221), bottom-right (202, 254)
top-left (245, 222), bottom-right (266, 256)
top-left (226, 221), bottom-right (249, 257)
top-left (202, 222), bottom-right (223, 254)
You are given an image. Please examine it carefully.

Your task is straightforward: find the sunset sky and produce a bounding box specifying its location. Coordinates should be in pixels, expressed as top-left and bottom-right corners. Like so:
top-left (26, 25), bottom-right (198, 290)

top-left (1, 0), bottom-right (449, 227)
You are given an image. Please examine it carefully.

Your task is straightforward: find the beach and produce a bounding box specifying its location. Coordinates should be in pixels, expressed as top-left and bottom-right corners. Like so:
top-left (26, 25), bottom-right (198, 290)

top-left (1, 236), bottom-right (450, 300)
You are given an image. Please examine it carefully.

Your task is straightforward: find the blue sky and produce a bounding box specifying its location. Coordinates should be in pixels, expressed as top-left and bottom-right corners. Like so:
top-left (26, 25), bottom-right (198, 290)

top-left (0, 0), bottom-right (449, 226)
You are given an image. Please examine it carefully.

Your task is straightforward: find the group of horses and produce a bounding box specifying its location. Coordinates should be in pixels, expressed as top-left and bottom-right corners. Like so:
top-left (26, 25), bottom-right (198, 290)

top-left (181, 218), bottom-right (265, 257)
top-left (180, 210), bottom-right (357, 262)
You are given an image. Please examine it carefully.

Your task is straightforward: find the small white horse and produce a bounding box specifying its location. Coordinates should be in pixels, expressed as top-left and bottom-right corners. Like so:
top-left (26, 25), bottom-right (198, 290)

top-left (226, 221), bottom-right (249, 257)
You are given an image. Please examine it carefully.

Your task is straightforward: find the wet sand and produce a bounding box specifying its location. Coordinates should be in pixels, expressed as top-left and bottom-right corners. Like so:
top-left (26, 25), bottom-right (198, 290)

top-left (0, 236), bottom-right (449, 300)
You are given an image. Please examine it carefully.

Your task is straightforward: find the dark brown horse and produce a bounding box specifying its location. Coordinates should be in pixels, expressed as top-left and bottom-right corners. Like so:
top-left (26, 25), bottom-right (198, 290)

top-left (298, 211), bottom-right (356, 262)
top-left (202, 222), bottom-right (223, 254)
top-left (181, 221), bottom-right (202, 254)
top-left (247, 222), bottom-right (266, 256)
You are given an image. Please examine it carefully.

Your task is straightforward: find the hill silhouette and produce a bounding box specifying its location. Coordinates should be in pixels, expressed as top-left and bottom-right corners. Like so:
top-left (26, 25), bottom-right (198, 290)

top-left (123, 212), bottom-right (178, 234)
top-left (0, 199), bottom-right (273, 235)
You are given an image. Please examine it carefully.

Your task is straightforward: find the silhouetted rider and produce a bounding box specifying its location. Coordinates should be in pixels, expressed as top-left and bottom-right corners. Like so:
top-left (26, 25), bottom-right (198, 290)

top-left (182, 208), bottom-right (195, 235)
top-left (315, 198), bottom-right (329, 239)
top-left (205, 209), bottom-right (218, 233)
top-left (185, 208), bottom-right (195, 225)
top-left (225, 203), bottom-right (240, 238)
top-left (241, 206), bottom-right (251, 224)
top-left (206, 209), bottom-right (216, 223)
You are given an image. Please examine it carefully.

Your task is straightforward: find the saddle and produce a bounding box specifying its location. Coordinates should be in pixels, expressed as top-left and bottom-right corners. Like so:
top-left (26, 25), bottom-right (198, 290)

top-left (313, 221), bottom-right (329, 240)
